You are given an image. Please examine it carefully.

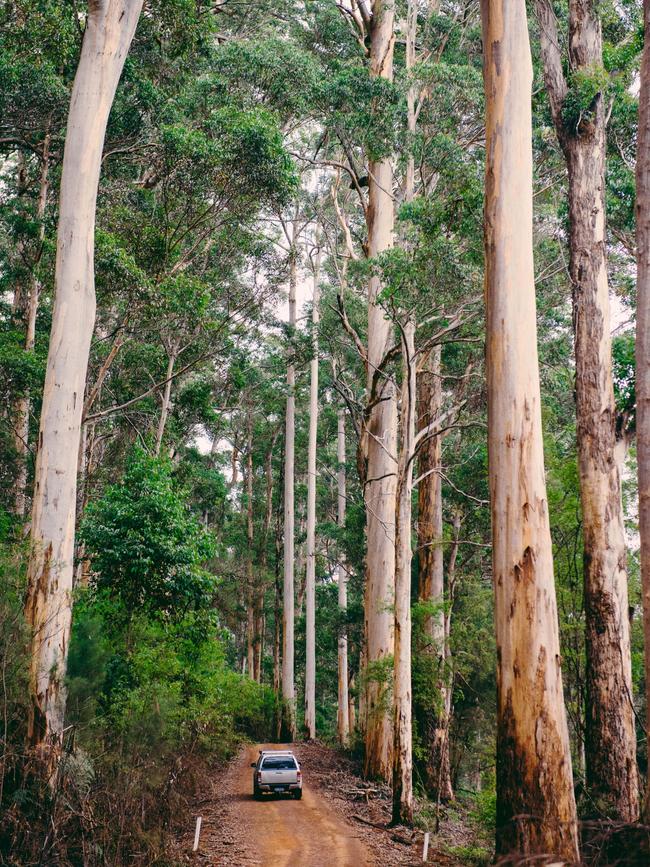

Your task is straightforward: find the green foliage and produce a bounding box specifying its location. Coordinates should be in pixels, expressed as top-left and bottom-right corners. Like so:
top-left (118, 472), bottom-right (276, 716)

top-left (562, 64), bottom-right (611, 133)
top-left (1, 0), bottom-right (647, 860)
top-left (80, 449), bottom-right (216, 618)
top-left (445, 843), bottom-right (492, 866)
top-left (0, 544), bottom-right (29, 767)
top-left (68, 600), bottom-right (275, 756)
top-left (612, 332), bottom-right (636, 422)
top-left (469, 785), bottom-right (497, 835)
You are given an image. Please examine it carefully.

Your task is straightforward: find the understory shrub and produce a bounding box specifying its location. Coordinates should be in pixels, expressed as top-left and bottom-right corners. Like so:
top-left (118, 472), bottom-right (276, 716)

top-left (0, 451), bottom-right (275, 865)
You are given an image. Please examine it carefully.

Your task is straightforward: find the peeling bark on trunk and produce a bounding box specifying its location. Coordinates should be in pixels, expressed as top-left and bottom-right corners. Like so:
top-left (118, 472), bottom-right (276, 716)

top-left (363, 0), bottom-right (397, 782)
top-left (392, 319), bottom-right (415, 825)
top-left (24, 0), bottom-right (143, 770)
top-left (535, 0), bottom-right (638, 820)
top-left (304, 252), bottom-right (320, 740)
top-left (417, 346), bottom-right (453, 802)
top-left (637, 0), bottom-right (650, 824)
top-left (282, 239), bottom-right (297, 739)
top-left (482, 1), bottom-right (580, 858)
top-left (337, 409), bottom-right (350, 746)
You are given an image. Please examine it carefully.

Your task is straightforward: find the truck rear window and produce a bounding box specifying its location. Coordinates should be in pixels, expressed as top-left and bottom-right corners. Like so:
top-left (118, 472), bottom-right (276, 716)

top-left (261, 757), bottom-right (297, 770)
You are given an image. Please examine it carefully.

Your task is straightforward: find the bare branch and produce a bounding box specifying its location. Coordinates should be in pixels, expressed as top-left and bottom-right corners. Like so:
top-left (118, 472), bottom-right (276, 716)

top-left (335, 294), bottom-right (368, 366)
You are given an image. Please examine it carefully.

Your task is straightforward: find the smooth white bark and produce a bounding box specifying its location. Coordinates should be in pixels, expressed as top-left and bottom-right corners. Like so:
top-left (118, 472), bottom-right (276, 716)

top-left (392, 318), bottom-right (415, 824)
top-left (363, 0), bottom-right (397, 782)
top-left (337, 408), bottom-right (350, 745)
top-left (304, 251), bottom-right (320, 739)
top-left (282, 237), bottom-right (298, 739)
top-left (482, 1), bottom-right (579, 858)
top-left (25, 0), bottom-right (144, 766)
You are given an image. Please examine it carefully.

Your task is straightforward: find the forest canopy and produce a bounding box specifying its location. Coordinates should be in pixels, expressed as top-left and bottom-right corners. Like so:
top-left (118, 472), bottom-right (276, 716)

top-left (1, 1), bottom-right (649, 865)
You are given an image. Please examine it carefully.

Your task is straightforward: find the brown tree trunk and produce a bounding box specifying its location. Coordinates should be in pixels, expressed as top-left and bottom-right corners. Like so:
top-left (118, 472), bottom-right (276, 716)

top-left (637, 0), bottom-right (650, 824)
top-left (24, 0), bottom-right (143, 772)
top-left (363, 0), bottom-right (397, 783)
top-left (535, 0), bottom-right (638, 820)
top-left (482, 1), bottom-right (580, 858)
top-left (416, 346), bottom-right (453, 802)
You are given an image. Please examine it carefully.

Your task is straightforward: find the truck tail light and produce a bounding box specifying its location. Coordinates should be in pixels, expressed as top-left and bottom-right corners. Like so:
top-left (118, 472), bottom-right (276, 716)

top-left (296, 770), bottom-right (302, 782)
top-left (256, 771), bottom-right (262, 783)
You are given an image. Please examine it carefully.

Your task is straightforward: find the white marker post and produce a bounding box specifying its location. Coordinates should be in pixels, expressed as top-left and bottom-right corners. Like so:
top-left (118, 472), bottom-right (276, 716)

top-left (193, 816), bottom-right (202, 853)
top-left (422, 831), bottom-right (430, 863)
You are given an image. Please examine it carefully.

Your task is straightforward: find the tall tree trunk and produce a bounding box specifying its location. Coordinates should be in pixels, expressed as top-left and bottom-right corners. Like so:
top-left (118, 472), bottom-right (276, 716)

top-left (535, 0), bottom-right (638, 820)
top-left (282, 238), bottom-right (298, 740)
top-left (481, 1), bottom-right (580, 858)
top-left (245, 410), bottom-right (256, 680)
top-left (274, 446), bottom-right (284, 739)
top-left (417, 346), bottom-right (453, 801)
top-left (12, 133), bottom-right (51, 519)
top-left (24, 0), bottom-right (143, 770)
top-left (637, 0), bottom-right (650, 824)
top-left (337, 408), bottom-right (350, 746)
top-left (392, 318), bottom-right (415, 825)
top-left (363, 0), bottom-right (397, 782)
top-left (304, 251), bottom-right (320, 740)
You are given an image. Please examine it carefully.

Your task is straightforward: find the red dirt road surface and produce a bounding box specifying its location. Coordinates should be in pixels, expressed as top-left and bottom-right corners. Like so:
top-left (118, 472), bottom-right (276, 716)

top-left (185, 743), bottom-right (375, 866)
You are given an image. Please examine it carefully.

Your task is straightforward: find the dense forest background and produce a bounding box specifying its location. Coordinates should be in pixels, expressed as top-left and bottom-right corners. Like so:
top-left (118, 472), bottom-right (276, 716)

top-left (0, 0), bottom-right (648, 864)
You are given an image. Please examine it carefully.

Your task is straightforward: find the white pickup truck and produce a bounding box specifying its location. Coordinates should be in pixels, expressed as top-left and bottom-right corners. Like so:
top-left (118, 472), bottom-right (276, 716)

top-left (251, 750), bottom-right (303, 800)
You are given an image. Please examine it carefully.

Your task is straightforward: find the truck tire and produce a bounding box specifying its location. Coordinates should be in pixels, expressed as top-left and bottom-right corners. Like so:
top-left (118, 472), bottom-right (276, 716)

top-left (254, 785), bottom-right (262, 801)
top-left (293, 789), bottom-right (302, 800)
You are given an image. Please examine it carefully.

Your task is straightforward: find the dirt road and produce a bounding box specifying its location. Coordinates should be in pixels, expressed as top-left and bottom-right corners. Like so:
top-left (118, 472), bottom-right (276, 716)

top-left (220, 743), bottom-right (373, 866)
top-left (178, 741), bottom-right (468, 866)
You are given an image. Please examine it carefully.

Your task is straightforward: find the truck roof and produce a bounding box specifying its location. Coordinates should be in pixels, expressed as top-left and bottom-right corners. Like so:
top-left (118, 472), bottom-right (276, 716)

top-left (259, 749), bottom-right (295, 755)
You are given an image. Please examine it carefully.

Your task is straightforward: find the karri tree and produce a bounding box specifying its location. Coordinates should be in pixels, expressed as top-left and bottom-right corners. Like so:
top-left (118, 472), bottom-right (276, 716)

top-left (304, 246), bottom-right (320, 739)
top-left (534, 0), bottom-right (638, 819)
top-left (282, 218), bottom-right (299, 740)
top-left (24, 0), bottom-right (143, 770)
top-left (482, 0), bottom-right (580, 858)
top-left (363, 0), bottom-right (398, 783)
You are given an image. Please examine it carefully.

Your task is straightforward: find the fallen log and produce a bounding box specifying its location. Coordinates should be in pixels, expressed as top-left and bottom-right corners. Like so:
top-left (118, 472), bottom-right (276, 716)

top-left (350, 814), bottom-right (415, 846)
